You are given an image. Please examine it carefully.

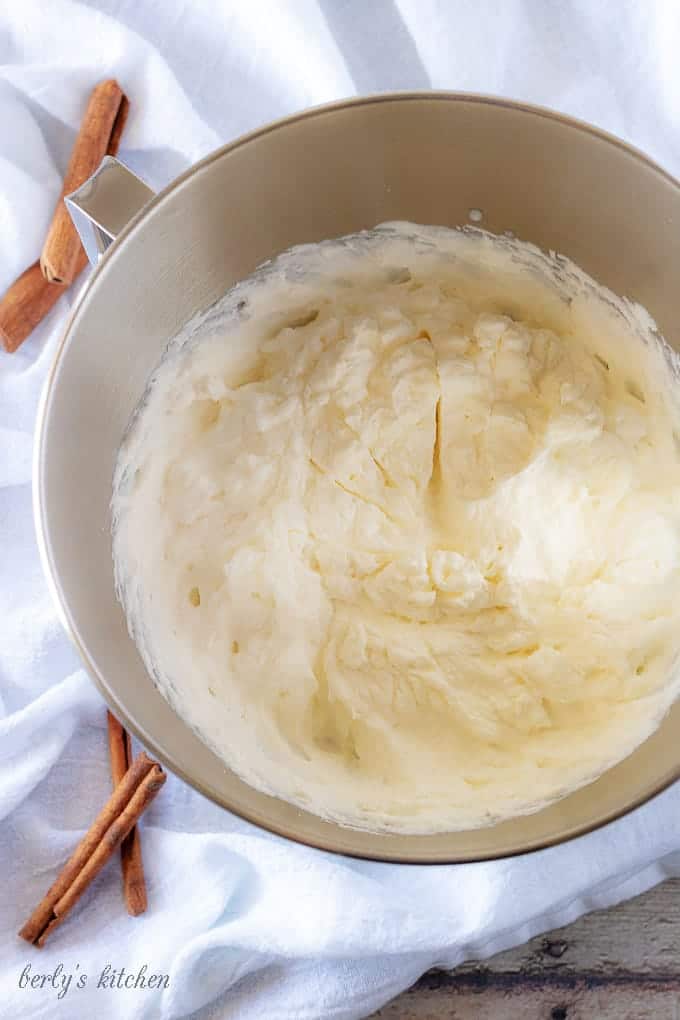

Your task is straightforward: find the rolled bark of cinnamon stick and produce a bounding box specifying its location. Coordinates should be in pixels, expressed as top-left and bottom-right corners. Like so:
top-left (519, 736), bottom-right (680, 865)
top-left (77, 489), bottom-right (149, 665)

top-left (1, 82), bottom-right (128, 353)
top-left (18, 752), bottom-right (164, 947)
top-left (107, 711), bottom-right (148, 916)
top-left (0, 263), bottom-right (66, 353)
top-left (40, 79), bottom-right (128, 285)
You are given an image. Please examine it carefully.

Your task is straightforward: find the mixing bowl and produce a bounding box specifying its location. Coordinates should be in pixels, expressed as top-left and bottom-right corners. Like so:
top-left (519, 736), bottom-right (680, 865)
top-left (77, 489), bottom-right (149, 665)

top-left (35, 93), bottom-right (680, 861)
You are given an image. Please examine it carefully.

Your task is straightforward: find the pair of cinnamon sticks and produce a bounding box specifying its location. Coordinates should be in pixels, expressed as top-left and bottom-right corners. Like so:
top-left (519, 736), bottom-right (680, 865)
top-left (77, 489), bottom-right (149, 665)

top-left (19, 718), bottom-right (165, 947)
top-left (10, 81), bottom-right (165, 947)
top-left (0, 79), bottom-right (129, 353)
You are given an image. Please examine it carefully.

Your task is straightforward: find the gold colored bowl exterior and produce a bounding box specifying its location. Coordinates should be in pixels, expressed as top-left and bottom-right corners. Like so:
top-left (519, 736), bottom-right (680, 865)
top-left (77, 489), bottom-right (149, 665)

top-left (35, 94), bottom-right (680, 862)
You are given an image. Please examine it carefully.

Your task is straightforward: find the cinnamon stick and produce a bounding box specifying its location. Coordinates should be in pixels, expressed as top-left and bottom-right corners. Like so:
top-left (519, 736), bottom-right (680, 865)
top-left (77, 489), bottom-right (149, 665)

top-left (41, 79), bottom-right (128, 285)
top-left (0, 263), bottom-right (66, 353)
top-left (0, 81), bottom-right (129, 353)
top-left (107, 711), bottom-right (148, 916)
top-left (18, 752), bottom-right (165, 947)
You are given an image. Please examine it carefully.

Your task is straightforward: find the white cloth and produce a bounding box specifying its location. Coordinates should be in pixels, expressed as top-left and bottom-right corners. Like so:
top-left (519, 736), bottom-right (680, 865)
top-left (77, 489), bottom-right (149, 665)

top-left (2, 2), bottom-right (680, 1017)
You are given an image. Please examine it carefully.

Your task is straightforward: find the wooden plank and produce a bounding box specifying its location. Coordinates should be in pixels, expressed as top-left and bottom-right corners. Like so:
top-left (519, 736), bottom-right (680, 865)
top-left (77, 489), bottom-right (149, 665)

top-left (373, 982), bottom-right (680, 1019)
top-left (371, 878), bottom-right (680, 1019)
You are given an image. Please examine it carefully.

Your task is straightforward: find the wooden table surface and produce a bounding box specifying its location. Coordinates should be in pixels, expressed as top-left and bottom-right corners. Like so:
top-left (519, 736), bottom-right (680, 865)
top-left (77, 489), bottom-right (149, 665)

top-left (372, 878), bottom-right (679, 1019)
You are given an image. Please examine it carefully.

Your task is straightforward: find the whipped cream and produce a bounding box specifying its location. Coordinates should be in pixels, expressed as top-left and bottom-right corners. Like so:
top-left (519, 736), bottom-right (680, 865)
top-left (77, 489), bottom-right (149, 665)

top-left (112, 224), bottom-right (680, 833)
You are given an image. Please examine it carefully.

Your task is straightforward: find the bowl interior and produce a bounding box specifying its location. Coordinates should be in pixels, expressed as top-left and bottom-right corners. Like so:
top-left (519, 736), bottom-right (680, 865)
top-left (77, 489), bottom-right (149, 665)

top-left (37, 94), bottom-right (680, 861)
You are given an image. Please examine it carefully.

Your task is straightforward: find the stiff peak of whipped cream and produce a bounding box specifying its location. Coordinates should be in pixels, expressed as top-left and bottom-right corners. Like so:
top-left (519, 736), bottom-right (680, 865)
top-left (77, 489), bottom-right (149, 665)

top-left (112, 224), bottom-right (680, 833)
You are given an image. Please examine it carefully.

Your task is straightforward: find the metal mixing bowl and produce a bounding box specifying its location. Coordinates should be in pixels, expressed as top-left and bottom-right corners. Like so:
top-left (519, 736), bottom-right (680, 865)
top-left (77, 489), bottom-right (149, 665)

top-left (35, 93), bottom-right (680, 861)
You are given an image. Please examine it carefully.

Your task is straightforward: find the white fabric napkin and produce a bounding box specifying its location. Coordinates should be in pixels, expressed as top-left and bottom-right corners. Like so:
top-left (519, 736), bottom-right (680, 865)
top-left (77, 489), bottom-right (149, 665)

top-left (2, 2), bottom-right (680, 1017)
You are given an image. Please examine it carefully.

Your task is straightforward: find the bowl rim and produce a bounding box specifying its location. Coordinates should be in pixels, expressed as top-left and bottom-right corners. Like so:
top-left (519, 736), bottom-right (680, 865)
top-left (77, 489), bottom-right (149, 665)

top-left (33, 90), bottom-right (680, 863)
